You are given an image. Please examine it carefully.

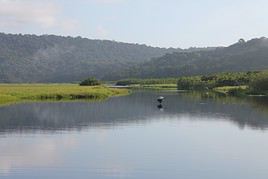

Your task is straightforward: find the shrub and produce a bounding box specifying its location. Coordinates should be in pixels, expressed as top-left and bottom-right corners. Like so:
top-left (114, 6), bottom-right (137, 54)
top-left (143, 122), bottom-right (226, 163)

top-left (250, 75), bottom-right (268, 92)
top-left (201, 75), bottom-right (217, 82)
top-left (216, 78), bottom-right (239, 86)
top-left (79, 77), bottom-right (101, 86)
top-left (176, 71), bottom-right (266, 90)
top-left (116, 80), bottom-right (138, 86)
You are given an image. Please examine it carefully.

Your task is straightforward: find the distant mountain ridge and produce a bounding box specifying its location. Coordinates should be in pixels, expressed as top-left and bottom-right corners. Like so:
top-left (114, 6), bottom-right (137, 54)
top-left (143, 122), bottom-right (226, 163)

top-left (109, 37), bottom-right (268, 79)
top-left (0, 33), bottom-right (267, 82)
top-left (0, 33), bottom-right (182, 82)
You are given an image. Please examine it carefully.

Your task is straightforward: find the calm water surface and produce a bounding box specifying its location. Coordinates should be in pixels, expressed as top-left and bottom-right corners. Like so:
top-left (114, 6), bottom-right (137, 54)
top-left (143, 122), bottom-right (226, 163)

top-left (1, 91), bottom-right (268, 179)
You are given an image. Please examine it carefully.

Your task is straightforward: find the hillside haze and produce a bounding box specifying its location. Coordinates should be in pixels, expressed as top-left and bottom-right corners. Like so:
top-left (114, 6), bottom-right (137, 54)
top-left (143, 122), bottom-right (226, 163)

top-left (0, 33), bottom-right (180, 82)
top-left (110, 37), bottom-right (268, 79)
top-left (0, 33), bottom-right (268, 82)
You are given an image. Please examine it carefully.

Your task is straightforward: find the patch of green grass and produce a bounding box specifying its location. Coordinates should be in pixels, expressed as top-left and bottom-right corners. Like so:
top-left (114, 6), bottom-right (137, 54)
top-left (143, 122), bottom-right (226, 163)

top-left (213, 86), bottom-right (248, 95)
top-left (0, 94), bottom-right (18, 105)
top-left (0, 84), bottom-right (129, 105)
top-left (212, 85), bottom-right (268, 97)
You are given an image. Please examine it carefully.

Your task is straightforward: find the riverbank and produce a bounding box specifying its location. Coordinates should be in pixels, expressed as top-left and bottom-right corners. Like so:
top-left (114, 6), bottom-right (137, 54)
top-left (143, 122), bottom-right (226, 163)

top-left (126, 84), bottom-right (177, 90)
top-left (115, 71), bottom-right (268, 96)
top-left (213, 86), bottom-right (248, 96)
top-left (214, 86), bottom-right (268, 97)
top-left (0, 84), bottom-right (129, 105)
top-left (115, 78), bottom-right (178, 90)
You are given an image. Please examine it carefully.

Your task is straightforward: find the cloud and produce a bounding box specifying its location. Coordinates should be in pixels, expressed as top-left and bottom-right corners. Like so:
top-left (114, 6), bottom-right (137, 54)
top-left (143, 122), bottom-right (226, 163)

top-left (0, 0), bottom-right (78, 31)
top-left (86, 0), bottom-right (126, 4)
top-left (0, 0), bottom-right (57, 28)
top-left (0, 136), bottom-right (78, 175)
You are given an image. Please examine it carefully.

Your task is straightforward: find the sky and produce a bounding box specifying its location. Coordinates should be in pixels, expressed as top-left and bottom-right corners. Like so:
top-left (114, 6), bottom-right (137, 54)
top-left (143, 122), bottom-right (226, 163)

top-left (0, 0), bottom-right (267, 48)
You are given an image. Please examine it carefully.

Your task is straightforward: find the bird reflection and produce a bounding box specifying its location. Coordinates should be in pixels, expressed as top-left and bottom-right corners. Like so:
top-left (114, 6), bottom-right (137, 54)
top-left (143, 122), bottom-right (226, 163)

top-left (157, 104), bottom-right (164, 111)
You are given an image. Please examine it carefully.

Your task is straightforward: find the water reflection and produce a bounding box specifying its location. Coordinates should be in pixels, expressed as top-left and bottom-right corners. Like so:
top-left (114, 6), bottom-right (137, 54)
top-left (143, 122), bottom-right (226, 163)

top-left (0, 91), bottom-right (268, 133)
top-left (157, 104), bottom-right (164, 111)
top-left (0, 136), bottom-right (76, 175)
top-left (1, 91), bottom-right (268, 179)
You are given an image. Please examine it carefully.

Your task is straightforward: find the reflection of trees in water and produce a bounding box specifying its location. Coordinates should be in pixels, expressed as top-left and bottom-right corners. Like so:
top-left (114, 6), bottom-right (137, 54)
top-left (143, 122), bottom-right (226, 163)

top-left (179, 92), bottom-right (268, 130)
top-left (0, 91), bottom-right (268, 133)
top-left (249, 96), bottom-right (268, 113)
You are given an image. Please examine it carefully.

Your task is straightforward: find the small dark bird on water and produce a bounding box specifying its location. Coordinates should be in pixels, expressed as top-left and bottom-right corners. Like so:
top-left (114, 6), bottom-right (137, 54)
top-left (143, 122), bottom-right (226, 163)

top-left (157, 96), bottom-right (164, 103)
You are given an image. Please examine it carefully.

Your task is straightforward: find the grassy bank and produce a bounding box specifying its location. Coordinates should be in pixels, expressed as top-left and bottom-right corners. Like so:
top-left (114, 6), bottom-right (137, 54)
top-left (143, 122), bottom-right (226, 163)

top-left (115, 78), bottom-right (178, 90)
top-left (213, 86), bottom-right (248, 96)
top-left (214, 86), bottom-right (268, 96)
top-left (0, 84), bottom-right (129, 105)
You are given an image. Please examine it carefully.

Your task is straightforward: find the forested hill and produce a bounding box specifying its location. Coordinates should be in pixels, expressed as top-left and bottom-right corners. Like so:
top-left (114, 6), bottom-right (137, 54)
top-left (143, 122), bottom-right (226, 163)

top-left (110, 38), bottom-right (268, 79)
top-left (0, 33), bottom-right (181, 82)
top-left (1, 33), bottom-right (268, 82)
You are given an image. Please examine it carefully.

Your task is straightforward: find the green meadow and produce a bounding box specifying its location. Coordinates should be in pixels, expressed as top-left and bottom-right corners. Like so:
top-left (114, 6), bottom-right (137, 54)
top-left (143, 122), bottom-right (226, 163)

top-left (0, 84), bottom-right (129, 105)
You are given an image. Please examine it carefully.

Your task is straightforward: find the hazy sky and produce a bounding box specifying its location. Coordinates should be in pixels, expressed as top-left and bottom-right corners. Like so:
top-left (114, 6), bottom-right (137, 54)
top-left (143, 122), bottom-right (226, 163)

top-left (0, 0), bottom-right (267, 48)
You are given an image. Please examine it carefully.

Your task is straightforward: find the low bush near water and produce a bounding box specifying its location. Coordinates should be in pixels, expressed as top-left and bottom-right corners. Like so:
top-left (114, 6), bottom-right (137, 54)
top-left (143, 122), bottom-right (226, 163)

top-left (79, 77), bottom-right (101, 86)
top-left (249, 72), bottom-right (268, 94)
top-left (177, 71), bottom-right (262, 90)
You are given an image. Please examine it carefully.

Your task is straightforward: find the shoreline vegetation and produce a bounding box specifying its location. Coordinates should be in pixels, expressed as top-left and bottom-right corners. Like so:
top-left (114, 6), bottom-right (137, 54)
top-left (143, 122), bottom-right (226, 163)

top-left (115, 78), bottom-right (178, 90)
top-left (115, 70), bottom-right (268, 96)
top-left (0, 84), bottom-right (129, 106)
top-left (0, 70), bottom-right (267, 106)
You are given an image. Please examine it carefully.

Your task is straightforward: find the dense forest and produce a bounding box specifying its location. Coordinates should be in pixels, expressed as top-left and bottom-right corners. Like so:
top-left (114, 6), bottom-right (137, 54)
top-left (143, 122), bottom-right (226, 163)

top-left (0, 33), bottom-right (268, 82)
top-left (110, 38), bottom-right (268, 79)
top-left (0, 33), bottom-right (181, 82)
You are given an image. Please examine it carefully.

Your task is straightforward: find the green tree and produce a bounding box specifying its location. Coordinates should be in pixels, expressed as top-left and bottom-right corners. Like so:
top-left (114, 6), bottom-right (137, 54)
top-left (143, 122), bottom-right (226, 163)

top-left (80, 77), bottom-right (101, 86)
top-left (250, 75), bottom-right (268, 92)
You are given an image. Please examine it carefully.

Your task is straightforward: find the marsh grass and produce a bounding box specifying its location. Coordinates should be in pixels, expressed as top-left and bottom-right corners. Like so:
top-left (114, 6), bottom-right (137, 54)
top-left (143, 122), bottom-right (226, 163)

top-left (214, 85), bottom-right (268, 96)
top-left (0, 84), bottom-right (129, 105)
top-left (213, 86), bottom-right (248, 94)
